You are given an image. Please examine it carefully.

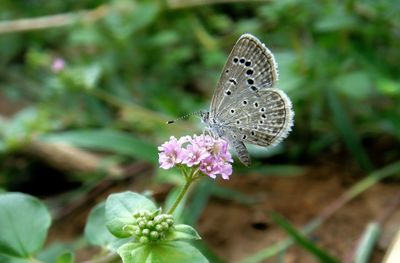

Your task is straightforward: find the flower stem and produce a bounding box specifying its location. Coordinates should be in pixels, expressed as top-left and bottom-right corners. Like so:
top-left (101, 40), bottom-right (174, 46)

top-left (168, 176), bottom-right (194, 215)
top-left (28, 258), bottom-right (44, 263)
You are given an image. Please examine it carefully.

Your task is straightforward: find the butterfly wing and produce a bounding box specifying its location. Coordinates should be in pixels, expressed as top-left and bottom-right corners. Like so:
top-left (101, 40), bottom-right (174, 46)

top-left (219, 88), bottom-right (294, 148)
top-left (209, 33), bottom-right (278, 118)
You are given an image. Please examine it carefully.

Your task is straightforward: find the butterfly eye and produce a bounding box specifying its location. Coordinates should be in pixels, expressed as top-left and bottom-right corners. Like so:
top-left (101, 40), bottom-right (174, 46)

top-left (230, 109), bottom-right (235, 114)
top-left (251, 131), bottom-right (255, 136)
top-left (239, 58), bottom-right (245, 64)
top-left (250, 86), bottom-right (257, 91)
top-left (236, 120), bottom-right (240, 124)
top-left (225, 90), bottom-right (232, 95)
top-left (254, 102), bottom-right (259, 108)
top-left (261, 114), bottom-right (266, 118)
top-left (260, 107), bottom-right (265, 112)
top-left (246, 69), bottom-right (253, 76)
top-left (242, 135), bottom-right (247, 140)
top-left (233, 57), bottom-right (239, 63)
top-left (242, 100), bottom-right (248, 105)
top-left (247, 79), bottom-right (254, 85)
top-left (245, 61), bottom-right (251, 67)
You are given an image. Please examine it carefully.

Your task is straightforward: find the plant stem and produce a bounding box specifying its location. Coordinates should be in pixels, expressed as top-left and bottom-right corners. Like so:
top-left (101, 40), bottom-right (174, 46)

top-left (168, 176), bottom-right (194, 214)
top-left (28, 258), bottom-right (44, 263)
top-left (0, 5), bottom-right (109, 34)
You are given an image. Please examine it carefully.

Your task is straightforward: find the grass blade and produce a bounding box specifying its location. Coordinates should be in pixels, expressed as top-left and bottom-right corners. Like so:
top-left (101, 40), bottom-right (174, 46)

top-left (354, 222), bottom-right (380, 263)
top-left (327, 88), bottom-right (374, 172)
top-left (270, 213), bottom-right (340, 263)
top-left (41, 129), bottom-right (157, 163)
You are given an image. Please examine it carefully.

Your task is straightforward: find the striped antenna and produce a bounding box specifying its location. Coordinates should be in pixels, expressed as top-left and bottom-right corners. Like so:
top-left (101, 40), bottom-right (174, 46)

top-left (166, 111), bottom-right (203, 124)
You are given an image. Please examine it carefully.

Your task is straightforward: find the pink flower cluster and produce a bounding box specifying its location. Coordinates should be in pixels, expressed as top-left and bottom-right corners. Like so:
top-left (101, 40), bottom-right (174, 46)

top-left (51, 57), bottom-right (65, 73)
top-left (158, 135), bottom-right (233, 180)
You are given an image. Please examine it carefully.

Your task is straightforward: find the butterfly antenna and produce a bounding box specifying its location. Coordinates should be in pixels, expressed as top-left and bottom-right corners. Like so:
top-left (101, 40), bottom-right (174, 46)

top-left (166, 111), bottom-right (203, 124)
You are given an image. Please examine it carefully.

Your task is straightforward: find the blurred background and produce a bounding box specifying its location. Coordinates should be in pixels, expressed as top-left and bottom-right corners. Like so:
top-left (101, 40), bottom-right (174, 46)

top-left (0, 0), bottom-right (400, 262)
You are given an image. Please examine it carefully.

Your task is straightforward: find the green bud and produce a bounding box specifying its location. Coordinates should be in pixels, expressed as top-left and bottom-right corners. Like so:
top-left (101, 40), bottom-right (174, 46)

top-left (139, 211), bottom-right (149, 218)
top-left (161, 222), bottom-right (169, 230)
top-left (139, 236), bottom-right (149, 243)
top-left (146, 220), bottom-right (154, 228)
top-left (135, 229), bottom-right (141, 236)
top-left (155, 224), bottom-right (163, 231)
top-left (138, 221), bottom-right (146, 228)
top-left (142, 229), bottom-right (150, 236)
top-left (150, 231), bottom-right (159, 239)
top-left (166, 218), bottom-right (174, 226)
top-left (154, 215), bottom-right (163, 223)
top-left (133, 212), bottom-right (140, 218)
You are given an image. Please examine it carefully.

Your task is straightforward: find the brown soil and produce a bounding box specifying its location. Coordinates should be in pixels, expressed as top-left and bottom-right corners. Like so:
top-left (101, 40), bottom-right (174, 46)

top-left (45, 160), bottom-right (400, 263)
top-left (199, 165), bottom-right (399, 263)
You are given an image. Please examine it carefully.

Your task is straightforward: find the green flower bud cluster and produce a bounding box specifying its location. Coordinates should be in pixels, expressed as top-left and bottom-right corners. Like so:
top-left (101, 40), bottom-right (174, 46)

top-left (124, 210), bottom-right (174, 243)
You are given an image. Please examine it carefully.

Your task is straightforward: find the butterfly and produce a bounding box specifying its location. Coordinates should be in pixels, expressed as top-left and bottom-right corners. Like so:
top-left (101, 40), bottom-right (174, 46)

top-left (200, 34), bottom-right (294, 166)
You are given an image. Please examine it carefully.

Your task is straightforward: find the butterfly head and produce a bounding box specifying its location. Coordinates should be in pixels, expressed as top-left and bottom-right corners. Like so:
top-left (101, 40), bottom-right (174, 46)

top-left (200, 111), bottom-right (210, 124)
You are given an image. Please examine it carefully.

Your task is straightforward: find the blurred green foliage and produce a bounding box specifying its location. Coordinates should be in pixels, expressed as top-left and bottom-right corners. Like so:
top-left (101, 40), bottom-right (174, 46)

top-left (1, 1), bottom-right (400, 262)
top-left (1, 0), bottom-right (400, 176)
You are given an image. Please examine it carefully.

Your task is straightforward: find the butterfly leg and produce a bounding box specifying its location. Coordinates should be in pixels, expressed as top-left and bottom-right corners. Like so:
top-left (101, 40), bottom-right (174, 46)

top-left (231, 139), bottom-right (251, 166)
top-left (203, 128), bottom-right (212, 137)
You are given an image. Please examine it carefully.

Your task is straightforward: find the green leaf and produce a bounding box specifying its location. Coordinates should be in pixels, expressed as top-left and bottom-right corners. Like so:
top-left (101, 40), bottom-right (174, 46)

top-left (105, 2), bottom-right (160, 39)
top-left (2, 107), bottom-right (51, 150)
top-left (41, 129), bottom-right (157, 163)
top-left (271, 213), bottom-right (340, 263)
top-left (118, 241), bottom-right (209, 263)
top-left (56, 251), bottom-right (74, 263)
top-left (0, 193), bottom-right (51, 258)
top-left (105, 192), bottom-right (157, 238)
top-left (376, 78), bottom-right (400, 96)
top-left (85, 202), bottom-right (111, 246)
top-left (315, 6), bottom-right (357, 32)
top-left (84, 202), bottom-right (132, 251)
top-left (327, 89), bottom-right (374, 172)
top-left (334, 71), bottom-right (371, 99)
top-left (165, 225), bottom-right (201, 241)
top-left (37, 243), bottom-right (71, 263)
top-left (0, 253), bottom-right (26, 263)
top-left (274, 51), bottom-right (303, 93)
top-left (354, 222), bottom-right (380, 263)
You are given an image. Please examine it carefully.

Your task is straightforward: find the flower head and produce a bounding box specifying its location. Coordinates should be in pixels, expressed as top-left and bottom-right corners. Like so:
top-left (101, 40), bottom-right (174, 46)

top-left (158, 136), bottom-right (186, 169)
top-left (51, 57), bottom-right (65, 73)
top-left (158, 134), bottom-right (233, 179)
top-left (182, 142), bottom-right (209, 167)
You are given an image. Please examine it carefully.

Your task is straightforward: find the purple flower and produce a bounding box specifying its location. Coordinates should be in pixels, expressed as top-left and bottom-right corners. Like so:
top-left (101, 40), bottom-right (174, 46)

top-left (199, 156), bottom-right (220, 179)
top-left (218, 163), bottom-right (233, 180)
top-left (182, 142), bottom-right (209, 167)
top-left (158, 136), bottom-right (185, 169)
top-left (158, 134), bottom-right (233, 179)
top-left (51, 57), bottom-right (65, 73)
